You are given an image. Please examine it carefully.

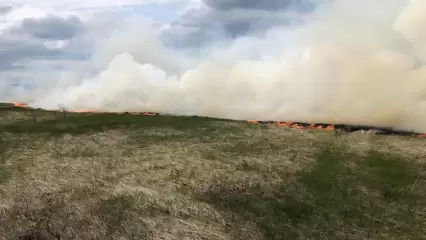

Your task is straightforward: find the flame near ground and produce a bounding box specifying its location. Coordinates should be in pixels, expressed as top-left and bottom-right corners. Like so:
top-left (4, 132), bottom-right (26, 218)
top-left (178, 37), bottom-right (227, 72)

top-left (11, 102), bottom-right (426, 138)
top-left (5, 1), bottom-right (426, 134)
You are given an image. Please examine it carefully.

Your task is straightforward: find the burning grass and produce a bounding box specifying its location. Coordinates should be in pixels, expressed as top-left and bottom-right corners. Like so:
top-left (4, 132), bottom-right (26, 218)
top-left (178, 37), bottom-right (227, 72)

top-left (0, 104), bottom-right (232, 136)
top-left (0, 104), bottom-right (426, 239)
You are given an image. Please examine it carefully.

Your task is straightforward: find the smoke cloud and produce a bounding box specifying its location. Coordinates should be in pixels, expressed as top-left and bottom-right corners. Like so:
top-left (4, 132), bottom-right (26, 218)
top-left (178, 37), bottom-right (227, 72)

top-left (7, 0), bottom-right (426, 133)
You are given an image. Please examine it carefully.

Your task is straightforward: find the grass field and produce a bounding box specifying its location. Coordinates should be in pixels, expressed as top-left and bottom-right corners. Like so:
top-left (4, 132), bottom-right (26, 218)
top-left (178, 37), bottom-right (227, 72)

top-left (0, 103), bottom-right (425, 240)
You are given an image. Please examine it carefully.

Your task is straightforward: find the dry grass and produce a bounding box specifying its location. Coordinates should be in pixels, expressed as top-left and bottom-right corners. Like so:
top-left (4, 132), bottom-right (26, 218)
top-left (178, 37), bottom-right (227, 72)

top-left (0, 104), bottom-right (425, 239)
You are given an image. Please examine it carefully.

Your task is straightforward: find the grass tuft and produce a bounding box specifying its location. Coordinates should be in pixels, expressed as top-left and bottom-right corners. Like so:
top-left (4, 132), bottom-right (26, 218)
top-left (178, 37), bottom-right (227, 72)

top-left (98, 195), bottom-right (134, 237)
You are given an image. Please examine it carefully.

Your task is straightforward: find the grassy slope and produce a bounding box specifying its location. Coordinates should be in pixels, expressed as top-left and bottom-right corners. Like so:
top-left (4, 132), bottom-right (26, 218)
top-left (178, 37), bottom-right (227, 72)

top-left (0, 104), bottom-right (425, 240)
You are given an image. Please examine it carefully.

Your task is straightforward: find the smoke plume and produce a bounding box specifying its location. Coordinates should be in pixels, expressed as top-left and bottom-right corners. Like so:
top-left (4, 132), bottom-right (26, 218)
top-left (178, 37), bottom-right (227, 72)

top-left (8, 0), bottom-right (426, 133)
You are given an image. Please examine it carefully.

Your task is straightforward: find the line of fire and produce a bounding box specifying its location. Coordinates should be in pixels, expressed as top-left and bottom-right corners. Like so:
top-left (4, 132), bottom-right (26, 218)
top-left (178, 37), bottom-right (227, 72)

top-left (13, 103), bottom-right (426, 138)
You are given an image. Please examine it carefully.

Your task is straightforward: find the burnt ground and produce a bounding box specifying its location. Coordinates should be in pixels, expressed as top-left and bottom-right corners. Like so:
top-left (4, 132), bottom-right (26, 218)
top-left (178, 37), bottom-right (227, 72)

top-left (0, 103), bottom-right (425, 240)
top-left (254, 121), bottom-right (424, 137)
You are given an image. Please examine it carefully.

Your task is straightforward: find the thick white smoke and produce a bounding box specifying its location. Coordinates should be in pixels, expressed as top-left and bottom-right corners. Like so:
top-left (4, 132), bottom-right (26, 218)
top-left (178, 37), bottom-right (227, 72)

top-left (11, 0), bottom-right (426, 132)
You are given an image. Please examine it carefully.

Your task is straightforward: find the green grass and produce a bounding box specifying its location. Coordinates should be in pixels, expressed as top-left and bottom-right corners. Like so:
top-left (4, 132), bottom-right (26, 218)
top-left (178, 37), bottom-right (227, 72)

top-left (98, 195), bottom-right (135, 237)
top-left (198, 145), bottom-right (426, 240)
top-left (1, 107), bottom-right (425, 239)
top-left (0, 111), bottom-right (233, 135)
top-left (0, 106), bottom-right (29, 113)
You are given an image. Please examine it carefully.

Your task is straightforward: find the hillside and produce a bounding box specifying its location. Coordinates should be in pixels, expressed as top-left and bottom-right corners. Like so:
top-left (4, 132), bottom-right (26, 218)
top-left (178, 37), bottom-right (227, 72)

top-left (0, 103), bottom-right (425, 240)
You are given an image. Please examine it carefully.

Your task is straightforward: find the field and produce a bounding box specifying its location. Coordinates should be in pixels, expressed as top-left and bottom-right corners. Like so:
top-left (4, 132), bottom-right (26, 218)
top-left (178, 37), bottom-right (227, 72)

top-left (0, 103), bottom-right (425, 240)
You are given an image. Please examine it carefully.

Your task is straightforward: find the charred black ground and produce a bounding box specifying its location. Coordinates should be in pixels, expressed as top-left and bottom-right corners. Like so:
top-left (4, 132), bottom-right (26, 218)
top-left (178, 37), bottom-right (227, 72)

top-left (254, 121), bottom-right (425, 137)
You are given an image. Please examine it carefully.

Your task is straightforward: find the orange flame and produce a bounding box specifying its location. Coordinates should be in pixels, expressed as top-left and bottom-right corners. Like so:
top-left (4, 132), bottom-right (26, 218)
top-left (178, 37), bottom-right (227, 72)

top-left (248, 120), bottom-right (335, 131)
top-left (275, 121), bottom-right (292, 127)
top-left (14, 103), bottom-right (27, 107)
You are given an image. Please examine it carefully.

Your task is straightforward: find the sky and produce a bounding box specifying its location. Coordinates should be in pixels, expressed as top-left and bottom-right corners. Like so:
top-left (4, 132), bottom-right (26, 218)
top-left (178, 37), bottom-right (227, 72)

top-left (0, 0), bottom-right (313, 84)
top-left (0, 1), bottom-right (183, 82)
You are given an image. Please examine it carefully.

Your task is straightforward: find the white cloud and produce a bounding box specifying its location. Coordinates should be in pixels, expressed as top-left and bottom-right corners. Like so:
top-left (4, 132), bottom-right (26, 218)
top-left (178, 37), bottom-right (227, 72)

top-left (0, 0), bottom-right (143, 10)
top-left (0, 0), bottom-right (188, 77)
top-left (0, 0), bottom-right (309, 89)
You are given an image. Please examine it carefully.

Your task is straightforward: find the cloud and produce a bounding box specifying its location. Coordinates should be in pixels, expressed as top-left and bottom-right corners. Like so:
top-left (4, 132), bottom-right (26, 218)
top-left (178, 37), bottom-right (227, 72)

top-left (12, 15), bottom-right (85, 40)
top-left (161, 0), bottom-right (316, 47)
top-left (0, 8), bottom-right (89, 73)
top-left (0, 37), bottom-right (60, 70)
top-left (0, 2), bottom-right (193, 86)
top-left (0, 0), bottom-right (309, 77)
top-left (0, 5), bottom-right (13, 14)
top-left (203, 0), bottom-right (314, 11)
top-left (0, 0), bottom-right (314, 82)
top-left (0, 0), bottom-right (145, 11)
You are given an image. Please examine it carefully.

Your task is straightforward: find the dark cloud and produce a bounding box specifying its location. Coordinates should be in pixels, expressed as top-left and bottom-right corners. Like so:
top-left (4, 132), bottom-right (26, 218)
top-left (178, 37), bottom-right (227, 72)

top-left (0, 38), bottom-right (60, 70)
top-left (0, 5), bottom-right (13, 14)
top-left (163, 1), bottom-right (314, 47)
top-left (203, 0), bottom-right (314, 11)
top-left (0, 13), bottom-right (92, 73)
top-left (0, 14), bottom-right (94, 72)
top-left (14, 15), bottom-right (85, 40)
